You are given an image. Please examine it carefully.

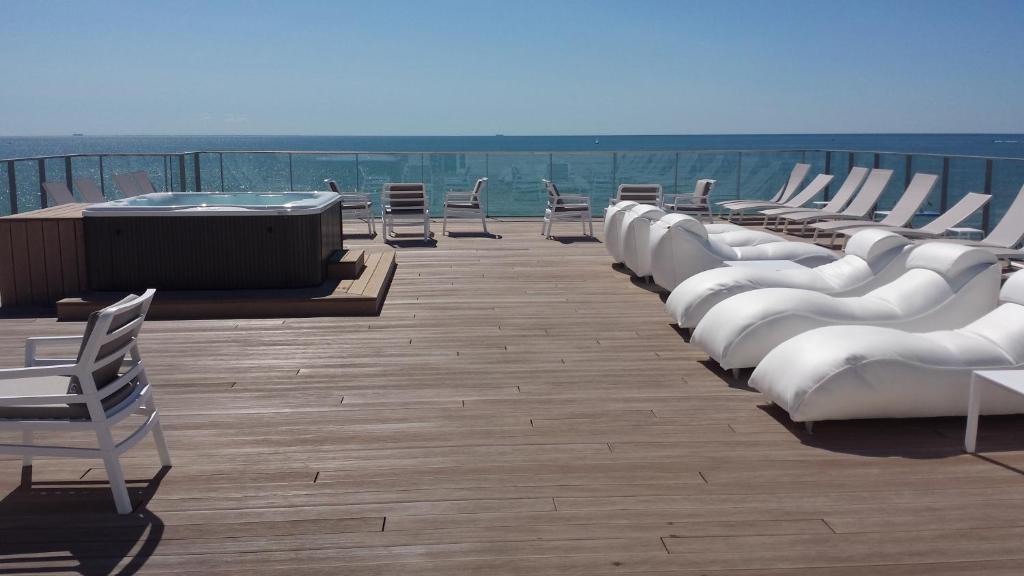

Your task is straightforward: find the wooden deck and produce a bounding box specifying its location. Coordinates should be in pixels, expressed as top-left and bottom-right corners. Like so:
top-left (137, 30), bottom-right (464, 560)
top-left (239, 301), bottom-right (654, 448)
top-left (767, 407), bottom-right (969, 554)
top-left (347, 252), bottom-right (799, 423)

top-left (2, 219), bottom-right (1024, 575)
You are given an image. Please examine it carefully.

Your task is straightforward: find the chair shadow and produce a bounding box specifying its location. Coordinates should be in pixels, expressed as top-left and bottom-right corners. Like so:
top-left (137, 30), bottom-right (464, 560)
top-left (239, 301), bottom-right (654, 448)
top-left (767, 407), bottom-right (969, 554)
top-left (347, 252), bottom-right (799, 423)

top-left (384, 232), bottom-right (438, 248)
top-left (0, 466), bottom-right (169, 575)
top-left (343, 232), bottom-right (378, 240)
top-left (551, 235), bottom-right (601, 244)
top-left (444, 231), bottom-right (502, 239)
top-left (755, 403), bottom-right (1024, 462)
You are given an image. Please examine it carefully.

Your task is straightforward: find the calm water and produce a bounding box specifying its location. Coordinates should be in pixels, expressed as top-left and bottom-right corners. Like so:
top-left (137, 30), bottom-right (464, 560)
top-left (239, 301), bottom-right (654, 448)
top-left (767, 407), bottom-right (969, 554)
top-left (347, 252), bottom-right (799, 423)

top-left (2, 134), bottom-right (1023, 159)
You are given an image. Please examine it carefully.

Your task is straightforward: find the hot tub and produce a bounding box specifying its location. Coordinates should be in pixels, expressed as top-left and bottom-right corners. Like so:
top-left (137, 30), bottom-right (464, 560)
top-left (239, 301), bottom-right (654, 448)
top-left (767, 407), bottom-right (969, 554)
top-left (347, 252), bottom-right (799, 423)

top-left (84, 192), bottom-right (343, 291)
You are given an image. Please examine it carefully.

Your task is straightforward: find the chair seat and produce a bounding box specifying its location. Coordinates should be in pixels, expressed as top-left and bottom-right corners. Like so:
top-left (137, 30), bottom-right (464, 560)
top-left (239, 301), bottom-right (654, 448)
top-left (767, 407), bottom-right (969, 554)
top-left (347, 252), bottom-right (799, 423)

top-left (553, 204), bottom-right (590, 212)
top-left (446, 202), bottom-right (480, 209)
top-left (342, 202), bottom-right (371, 210)
top-left (0, 376), bottom-right (137, 420)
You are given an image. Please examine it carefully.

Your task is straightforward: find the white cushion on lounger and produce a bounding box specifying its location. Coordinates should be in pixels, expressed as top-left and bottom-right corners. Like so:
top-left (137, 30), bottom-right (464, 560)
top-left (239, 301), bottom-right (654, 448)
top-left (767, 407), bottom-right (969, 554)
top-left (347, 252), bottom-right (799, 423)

top-left (621, 204), bottom-right (667, 276)
top-left (649, 214), bottom-right (837, 291)
top-left (750, 271), bottom-right (1024, 423)
top-left (692, 243), bottom-right (1001, 369)
top-left (604, 200), bottom-right (639, 263)
top-left (666, 229), bottom-right (912, 328)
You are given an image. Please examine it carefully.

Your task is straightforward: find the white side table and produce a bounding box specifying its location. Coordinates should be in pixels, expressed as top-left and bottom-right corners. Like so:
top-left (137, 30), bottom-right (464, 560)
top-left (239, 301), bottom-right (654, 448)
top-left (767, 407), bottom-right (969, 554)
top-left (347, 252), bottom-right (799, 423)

top-left (965, 369), bottom-right (1024, 452)
top-left (724, 260), bottom-right (808, 271)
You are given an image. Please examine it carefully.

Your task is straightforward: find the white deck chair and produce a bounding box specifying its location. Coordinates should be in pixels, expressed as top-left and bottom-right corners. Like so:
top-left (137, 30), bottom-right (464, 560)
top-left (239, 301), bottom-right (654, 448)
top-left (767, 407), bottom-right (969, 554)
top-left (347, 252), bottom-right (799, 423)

top-left (608, 184), bottom-right (663, 207)
top-left (939, 183), bottom-right (1024, 258)
top-left (326, 179), bottom-right (375, 236)
top-left (810, 172), bottom-right (939, 240)
top-left (0, 290), bottom-right (171, 514)
top-left (443, 177), bottom-right (488, 235)
top-left (42, 182), bottom-right (76, 206)
top-left (663, 179), bottom-right (716, 221)
top-left (717, 163), bottom-right (811, 212)
top-left (721, 173), bottom-right (834, 220)
top-left (761, 166), bottom-right (870, 226)
top-left (113, 173), bottom-right (142, 197)
top-left (840, 192), bottom-right (991, 239)
top-left (692, 243), bottom-right (1000, 370)
top-left (774, 168), bottom-right (894, 233)
top-left (750, 270), bottom-right (1024, 427)
top-left (542, 179), bottom-right (592, 238)
top-left (382, 182), bottom-right (430, 241)
top-left (74, 178), bottom-right (106, 203)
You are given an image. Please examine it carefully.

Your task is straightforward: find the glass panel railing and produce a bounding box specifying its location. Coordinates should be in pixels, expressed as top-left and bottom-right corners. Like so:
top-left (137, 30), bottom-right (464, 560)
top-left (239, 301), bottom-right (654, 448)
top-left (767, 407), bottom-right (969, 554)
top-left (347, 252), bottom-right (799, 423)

top-left (197, 152), bottom-right (222, 192)
top-left (290, 153), bottom-right (359, 192)
top-left (875, 153), bottom-right (908, 214)
top-left (550, 153), bottom-right (614, 212)
top-left (221, 152), bottom-right (290, 192)
top-left (101, 155), bottom-right (171, 197)
top-left (614, 151), bottom-right (676, 195)
top-left (484, 153), bottom-right (549, 217)
top-left (0, 162), bottom-right (10, 216)
top-left (70, 156), bottom-right (104, 201)
top-left (737, 151), bottom-right (798, 202)
top-left (946, 156), bottom-right (987, 229)
top-left (695, 152), bottom-right (741, 204)
top-left (990, 158), bottom-right (1024, 236)
top-left (826, 151), bottom-right (851, 200)
top-left (44, 159), bottom-right (67, 201)
top-left (14, 159), bottom-right (41, 212)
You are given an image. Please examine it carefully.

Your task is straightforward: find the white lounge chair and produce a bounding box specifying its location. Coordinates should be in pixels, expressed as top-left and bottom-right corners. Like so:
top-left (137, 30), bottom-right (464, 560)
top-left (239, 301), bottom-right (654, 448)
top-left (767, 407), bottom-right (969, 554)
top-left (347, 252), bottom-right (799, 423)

top-left (761, 166), bottom-right (870, 227)
top-left (607, 183), bottom-right (663, 207)
top-left (750, 270), bottom-right (1024, 427)
top-left (74, 178), bottom-right (106, 203)
top-left (774, 168), bottom-right (894, 234)
top-left (132, 171), bottom-right (158, 194)
top-left (443, 177), bottom-right (488, 235)
top-left (42, 182), bottom-right (76, 206)
top-left (604, 200), bottom-right (640, 263)
top-left (542, 179), bottom-right (592, 238)
top-left (936, 183), bottom-right (1024, 259)
top-left (113, 173), bottom-right (142, 197)
top-left (648, 214), bottom-right (837, 291)
top-left (720, 173), bottom-right (834, 220)
top-left (0, 290), bottom-right (171, 514)
top-left (326, 179), bottom-right (375, 236)
top-left (663, 179), bottom-right (716, 221)
top-left (692, 243), bottom-right (1001, 370)
top-left (666, 229), bottom-right (913, 329)
top-left (717, 163), bottom-right (811, 214)
top-left (839, 192), bottom-right (990, 240)
top-left (621, 204), bottom-right (668, 278)
top-left (809, 172), bottom-right (939, 240)
top-left (382, 183), bottom-right (430, 241)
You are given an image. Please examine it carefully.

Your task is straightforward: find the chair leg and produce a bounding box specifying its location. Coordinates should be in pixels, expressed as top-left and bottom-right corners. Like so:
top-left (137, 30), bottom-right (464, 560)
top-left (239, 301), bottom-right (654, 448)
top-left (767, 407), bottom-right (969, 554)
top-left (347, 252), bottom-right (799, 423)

top-left (22, 430), bottom-right (32, 467)
top-left (443, 207), bottom-right (448, 235)
top-left (481, 212), bottom-right (488, 234)
top-left (424, 218), bottom-right (430, 241)
top-left (102, 453), bottom-right (133, 514)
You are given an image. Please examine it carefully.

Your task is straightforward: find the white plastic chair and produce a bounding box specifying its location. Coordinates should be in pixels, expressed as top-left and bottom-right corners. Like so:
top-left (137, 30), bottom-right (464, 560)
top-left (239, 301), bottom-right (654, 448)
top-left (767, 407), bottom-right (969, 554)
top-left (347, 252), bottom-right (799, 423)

top-left (717, 163), bottom-right (811, 213)
top-left (0, 290), bottom-right (171, 514)
top-left (443, 177), bottom-right (488, 235)
top-left (42, 182), bottom-right (76, 206)
top-left (326, 179), bottom-right (375, 236)
top-left (74, 178), bottom-right (106, 203)
top-left (663, 179), bottom-right (716, 221)
top-left (542, 179), bottom-right (592, 238)
top-left (607, 184), bottom-right (663, 207)
top-left (382, 183), bottom-right (430, 241)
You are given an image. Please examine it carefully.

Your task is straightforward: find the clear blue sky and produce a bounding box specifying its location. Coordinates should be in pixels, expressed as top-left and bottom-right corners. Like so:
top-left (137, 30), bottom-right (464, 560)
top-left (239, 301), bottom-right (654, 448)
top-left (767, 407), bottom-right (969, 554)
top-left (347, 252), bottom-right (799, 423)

top-left (0, 0), bottom-right (1021, 135)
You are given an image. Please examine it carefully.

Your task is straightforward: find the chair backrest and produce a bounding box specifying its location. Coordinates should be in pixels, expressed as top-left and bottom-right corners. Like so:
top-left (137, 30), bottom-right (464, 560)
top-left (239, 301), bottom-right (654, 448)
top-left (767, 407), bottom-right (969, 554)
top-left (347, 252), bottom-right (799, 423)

top-left (615, 184), bottom-right (662, 204)
top-left (71, 290), bottom-right (155, 416)
top-left (692, 179), bottom-right (716, 202)
top-left (471, 178), bottom-right (488, 202)
top-left (840, 168), bottom-right (894, 217)
top-left (917, 192), bottom-right (991, 235)
top-left (773, 163), bottom-right (812, 203)
top-left (383, 182), bottom-right (427, 212)
top-left (543, 179), bottom-right (562, 206)
top-left (324, 179), bottom-right (341, 193)
top-left (74, 178), bottom-right (105, 203)
top-left (132, 171), bottom-right (158, 195)
top-left (782, 174), bottom-right (834, 208)
top-left (42, 182), bottom-right (76, 206)
top-left (877, 173), bottom-right (938, 227)
top-left (821, 166), bottom-right (870, 213)
top-left (985, 183), bottom-right (1024, 248)
top-left (113, 173), bottom-right (142, 197)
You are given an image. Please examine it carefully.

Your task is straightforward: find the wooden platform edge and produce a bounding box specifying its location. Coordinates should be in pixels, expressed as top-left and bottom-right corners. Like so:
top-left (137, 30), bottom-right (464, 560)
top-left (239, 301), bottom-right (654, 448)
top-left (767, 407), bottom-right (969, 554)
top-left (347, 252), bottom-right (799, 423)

top-left (54, 250), bottom-right (397, 321)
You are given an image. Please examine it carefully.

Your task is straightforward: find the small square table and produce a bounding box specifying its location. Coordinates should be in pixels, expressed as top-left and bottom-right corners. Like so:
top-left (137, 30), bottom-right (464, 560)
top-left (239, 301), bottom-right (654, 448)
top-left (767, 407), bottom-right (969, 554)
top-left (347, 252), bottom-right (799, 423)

top-left (965, 369), bottom-right (1024, 453)
top-left (723, 260), bottom-right (808, 271)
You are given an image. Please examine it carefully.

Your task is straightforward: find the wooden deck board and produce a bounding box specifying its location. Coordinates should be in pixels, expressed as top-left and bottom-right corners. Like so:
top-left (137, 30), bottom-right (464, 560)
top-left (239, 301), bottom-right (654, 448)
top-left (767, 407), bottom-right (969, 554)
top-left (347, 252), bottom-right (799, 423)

top-left (1, 219), bottom-right (1023, 574)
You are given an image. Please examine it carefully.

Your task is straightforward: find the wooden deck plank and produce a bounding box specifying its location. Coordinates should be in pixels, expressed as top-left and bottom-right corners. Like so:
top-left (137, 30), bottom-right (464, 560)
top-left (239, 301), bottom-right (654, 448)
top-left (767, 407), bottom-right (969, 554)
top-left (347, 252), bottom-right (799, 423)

top-left (0, 219), bottom-right (1023, 575)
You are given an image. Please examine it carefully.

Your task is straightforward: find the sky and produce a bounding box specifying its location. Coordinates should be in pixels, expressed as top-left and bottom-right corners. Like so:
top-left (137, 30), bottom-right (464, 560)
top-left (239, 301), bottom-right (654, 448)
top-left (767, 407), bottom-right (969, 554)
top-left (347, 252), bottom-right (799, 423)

top-left (0, 0), bottom-right (1022, 136)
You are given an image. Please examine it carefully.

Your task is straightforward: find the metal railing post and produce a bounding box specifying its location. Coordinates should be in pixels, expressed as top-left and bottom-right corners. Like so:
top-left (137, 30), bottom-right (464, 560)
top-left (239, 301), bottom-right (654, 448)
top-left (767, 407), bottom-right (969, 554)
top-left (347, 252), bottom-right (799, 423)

top-left (982, 159), bottom-right (993, 233)
top-left (903, 155), bottom-right (912, 188)
top-left (940, 157), bottom-right (950, 212)
top-left (288, 154), bottom-right (294, 191)
top-left (64, 156), bottom-right (73, 196)
top-left (178, 155), bottom-right (187, 191)
top-left (735, 152), bottom-right (742, 199)
top-left (822, 151), bottom-right (831, 200)
top-left (219, 153), bottom-right (225, 191)
top-left (7, 160), bottom-right (16, 214)
top-left (484, 153), bottom-right (489, 217)
top-left (194, 153), bottom-right (202, 192)
top-left (99, 156), bottom-right (105, 196)
top-left (38, 158), bottom-right (47, 209)
top-left (673, 152), bottom-right (679, 195)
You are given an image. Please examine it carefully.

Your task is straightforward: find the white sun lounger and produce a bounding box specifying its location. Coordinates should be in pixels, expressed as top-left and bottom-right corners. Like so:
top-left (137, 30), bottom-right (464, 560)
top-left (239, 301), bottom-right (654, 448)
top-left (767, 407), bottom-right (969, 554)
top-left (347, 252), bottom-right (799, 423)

top-left (935, 183), bottom-right (1024, 259)
top-left (692, 243), bottom-right (1001, 370)
top-left (750, 270), bottom-right (1024, 427)
top-left (648, 214), bottom-right (837, 291)
top-left (809, 172), bottom-right (939, 240)
top-left (840, 192), bottom-right (990, 239)
top-left (73, 178), bottom-right (106, 203)
top-left (719, 173), bottom-right (834, 219)
top-left (666, 229), bottom-right (913, 329)
top-left (42, 182), bottom-right (76, 206)
top-left (775, 168), bottom-right (894, 233)
top-left (717, 163), bottom-right (810, 211)
top-left (761, 166), bottom-right (870, 226)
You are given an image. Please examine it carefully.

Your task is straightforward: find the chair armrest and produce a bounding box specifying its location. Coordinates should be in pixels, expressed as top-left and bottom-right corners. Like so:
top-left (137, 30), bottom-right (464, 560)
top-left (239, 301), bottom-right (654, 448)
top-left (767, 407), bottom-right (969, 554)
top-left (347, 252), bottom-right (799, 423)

top-left (558, 194), bottom-right (590, 205)
top-left (446, 192), bottom-right (474, 201)
top-left (0, 364), bottom-right (77, 381)
top-left (25, 336), bottom-right (82, 367)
